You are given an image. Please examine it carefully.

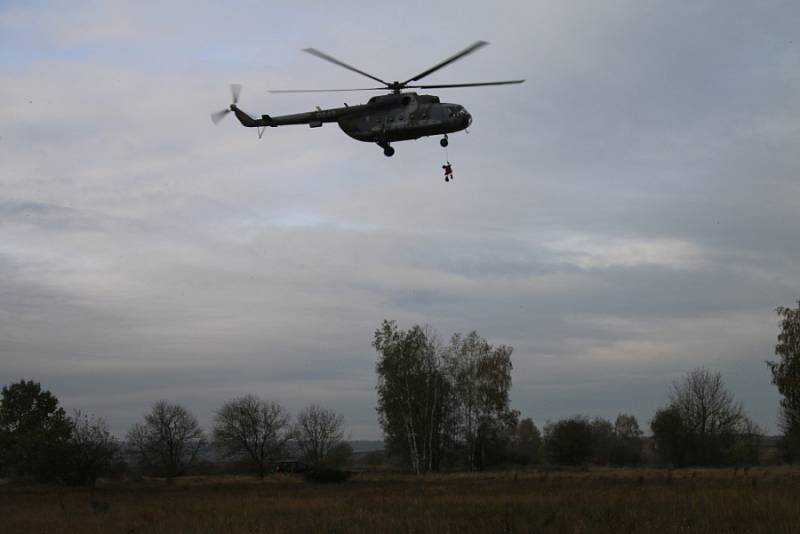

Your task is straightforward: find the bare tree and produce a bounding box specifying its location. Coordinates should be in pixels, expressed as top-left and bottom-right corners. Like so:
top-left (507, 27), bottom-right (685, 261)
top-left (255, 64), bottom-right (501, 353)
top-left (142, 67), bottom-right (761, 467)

top-left (670, 367), bottom-right (744, 439)
top-left (294, 404), bottom-right (346, 468)
top-left (213, 395), bottom-right (291, 478)
top-left (126, 401), bottom-right (205, 478)
top-left (656, 367), bottom-right (747, 465)
top-left (65, 410), bottom-right (120, 486)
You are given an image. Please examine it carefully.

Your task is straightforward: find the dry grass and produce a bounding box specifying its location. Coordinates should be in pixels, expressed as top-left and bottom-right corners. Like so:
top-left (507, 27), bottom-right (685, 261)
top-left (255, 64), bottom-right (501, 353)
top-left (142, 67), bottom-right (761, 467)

top-left (2, 466), bottom-right (799, 533)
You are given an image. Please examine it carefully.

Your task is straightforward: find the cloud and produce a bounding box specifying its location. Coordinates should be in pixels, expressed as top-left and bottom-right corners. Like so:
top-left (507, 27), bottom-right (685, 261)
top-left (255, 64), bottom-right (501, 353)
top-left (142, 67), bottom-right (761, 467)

top-left (543, 235), bottom-right (704, 270)
top-left (0, 1), bottom-right (797, 438)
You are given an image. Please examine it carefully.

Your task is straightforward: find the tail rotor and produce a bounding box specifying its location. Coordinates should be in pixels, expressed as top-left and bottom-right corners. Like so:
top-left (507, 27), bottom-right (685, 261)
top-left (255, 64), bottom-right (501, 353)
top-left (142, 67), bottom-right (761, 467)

top-left (210, 84), bottom-right (243, 124)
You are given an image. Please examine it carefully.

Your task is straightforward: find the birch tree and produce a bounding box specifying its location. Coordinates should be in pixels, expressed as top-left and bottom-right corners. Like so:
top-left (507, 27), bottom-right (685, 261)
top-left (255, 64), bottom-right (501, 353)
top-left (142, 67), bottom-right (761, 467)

top-left (443, 331), bottom-right (515, 470)
top-left (768, 302), bottom-right (800, 460)
top-left (373, 321), bottom-right (449, 474)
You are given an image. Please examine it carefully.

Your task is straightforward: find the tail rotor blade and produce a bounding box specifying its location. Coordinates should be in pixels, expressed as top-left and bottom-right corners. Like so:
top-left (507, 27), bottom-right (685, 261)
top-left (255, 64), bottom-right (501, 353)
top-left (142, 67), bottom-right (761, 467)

top-left (210, 109), bottom-right (231, 125)
top-left (230, 84), bottom-right (242, 104)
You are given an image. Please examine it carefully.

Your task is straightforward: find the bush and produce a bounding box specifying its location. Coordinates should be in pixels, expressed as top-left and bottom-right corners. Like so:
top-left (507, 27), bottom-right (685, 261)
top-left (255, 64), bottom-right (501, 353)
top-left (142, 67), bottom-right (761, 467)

top-left (544, 416), bottom-right (594, 465)
top-left (304, 468), bottom-right (350, 484)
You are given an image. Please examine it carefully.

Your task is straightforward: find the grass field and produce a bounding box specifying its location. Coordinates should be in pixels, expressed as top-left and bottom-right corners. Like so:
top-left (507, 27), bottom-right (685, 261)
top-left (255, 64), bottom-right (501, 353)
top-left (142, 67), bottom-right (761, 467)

top-left (2, 466), bottom-right (799, 533)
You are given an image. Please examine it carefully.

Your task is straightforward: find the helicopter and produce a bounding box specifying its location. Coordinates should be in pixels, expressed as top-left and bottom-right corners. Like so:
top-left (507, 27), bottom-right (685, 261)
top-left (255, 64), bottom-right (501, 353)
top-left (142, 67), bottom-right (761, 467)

top-left (210, 41), bottom-right (524, 157)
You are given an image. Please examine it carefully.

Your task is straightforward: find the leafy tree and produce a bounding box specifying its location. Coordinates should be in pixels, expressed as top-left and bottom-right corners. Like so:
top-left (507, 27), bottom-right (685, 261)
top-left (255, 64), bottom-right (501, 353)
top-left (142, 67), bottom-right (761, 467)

top-left (0, 380), bottom-right (72, 480)
top-left (651, 405), bottom-right (687, 466)
top-left (544, 416), bottom-right (595, 465)
top-left (778, 407), bottom-right (800, 463)
top-left (727, 418), bottom-right (762, 467)
top-left (63, 410), bottom-right (120, 486)
top-left (768, 302), bottom-right (800, 461)
top-left (374, 321), bottom-right (450, 474)
top-left (323, 441), bottom-right (354, 469)
top-left (127, 401), bottom-right (205, 478)
top-left (213, 395), bottom-right (291, 478)
top-left (373, 321), bottom-right (517, 472)
top-left (589, 417), bottom-right (616, 464)
top-left (473, 408), bottom-right (519, 468)
top-left (442, 331), bottom-right (515, 470)
top-left (510, 417), bottom-right (542, 464)
top-left (614, 414), bottom-right (643, 441)
top-left (544, 415), bottom-right (628, 466)
top-left (610, 413), bottom-right (643, 466)
top-left (294, 404), bottom-right (347, 468)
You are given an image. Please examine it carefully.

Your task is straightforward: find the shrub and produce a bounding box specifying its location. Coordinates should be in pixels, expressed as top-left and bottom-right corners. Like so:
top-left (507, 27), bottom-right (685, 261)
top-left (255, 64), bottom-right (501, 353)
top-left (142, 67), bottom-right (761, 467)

top-left (304, 468), bottom-right (350, 484)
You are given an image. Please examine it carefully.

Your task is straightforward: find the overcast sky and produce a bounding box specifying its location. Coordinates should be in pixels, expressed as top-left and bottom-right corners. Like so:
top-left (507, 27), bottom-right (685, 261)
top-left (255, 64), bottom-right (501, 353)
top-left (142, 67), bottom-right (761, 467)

top-left (1, 1), bottom-right (798, 439)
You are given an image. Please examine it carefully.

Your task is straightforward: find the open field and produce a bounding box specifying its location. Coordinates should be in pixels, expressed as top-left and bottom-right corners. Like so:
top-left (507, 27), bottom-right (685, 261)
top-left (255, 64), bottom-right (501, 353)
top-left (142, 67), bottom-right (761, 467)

top-left (3, 467), bottom-right (800, 533)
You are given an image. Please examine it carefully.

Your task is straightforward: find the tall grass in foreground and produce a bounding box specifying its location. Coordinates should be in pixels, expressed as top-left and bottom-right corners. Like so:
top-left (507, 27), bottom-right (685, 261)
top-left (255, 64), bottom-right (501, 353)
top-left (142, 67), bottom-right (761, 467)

top-left (2, 467), bottom-right (799, 533)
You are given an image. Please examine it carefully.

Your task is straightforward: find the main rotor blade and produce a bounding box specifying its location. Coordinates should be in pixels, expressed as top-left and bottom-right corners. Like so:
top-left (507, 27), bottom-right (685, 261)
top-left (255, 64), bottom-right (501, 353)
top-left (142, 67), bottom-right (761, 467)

top-left (303, 48), bottom-right (389, 85)
top-left (402, 41), bottom-right (489, 85)
top-left (408, 80), bottom-right (525, 89)
top-left (268, 87), bottom-right (386, 93)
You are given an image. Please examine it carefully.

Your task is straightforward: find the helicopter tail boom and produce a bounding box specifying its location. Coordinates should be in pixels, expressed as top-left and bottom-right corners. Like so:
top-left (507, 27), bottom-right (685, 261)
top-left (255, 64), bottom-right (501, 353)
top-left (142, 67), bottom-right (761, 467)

top-left (230, 105), bottom-right (274, 128)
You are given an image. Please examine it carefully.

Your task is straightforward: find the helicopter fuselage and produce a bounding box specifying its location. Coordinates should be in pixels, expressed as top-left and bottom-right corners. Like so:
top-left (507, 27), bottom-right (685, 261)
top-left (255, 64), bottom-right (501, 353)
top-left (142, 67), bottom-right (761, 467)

top-left (231, 92), bottom-right (471, 148)
top-left (337, 93), bottom-right (472, 143)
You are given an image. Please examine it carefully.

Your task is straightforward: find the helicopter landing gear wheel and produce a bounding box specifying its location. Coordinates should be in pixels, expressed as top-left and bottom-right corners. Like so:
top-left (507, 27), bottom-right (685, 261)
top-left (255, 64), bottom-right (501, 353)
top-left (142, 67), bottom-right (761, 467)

top-left (379, 142), bottom-right (395, 157)
top-left (440, 135), bottom-right (449, 148)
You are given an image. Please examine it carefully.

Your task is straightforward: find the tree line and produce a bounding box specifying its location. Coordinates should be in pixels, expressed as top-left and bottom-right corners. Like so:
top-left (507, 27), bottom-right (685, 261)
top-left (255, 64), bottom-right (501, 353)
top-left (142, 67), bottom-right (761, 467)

top-left (2, 301), bottom-right (800, 483)
top-left (372, 321), bottom-right (756, 471)
top-left (0, 387), bottom-right (348, 485)
top-left (374, 301), bottom-right (800, 471)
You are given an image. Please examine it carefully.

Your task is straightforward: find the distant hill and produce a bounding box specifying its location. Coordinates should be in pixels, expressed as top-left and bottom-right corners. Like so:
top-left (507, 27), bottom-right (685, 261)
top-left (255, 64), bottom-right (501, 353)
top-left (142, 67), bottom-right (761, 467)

top-left (348, 440), bottom-right (384, 453)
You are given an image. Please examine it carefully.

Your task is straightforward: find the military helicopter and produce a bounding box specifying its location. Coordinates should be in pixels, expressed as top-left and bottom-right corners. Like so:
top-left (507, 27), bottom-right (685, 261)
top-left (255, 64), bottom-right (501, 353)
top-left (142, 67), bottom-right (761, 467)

top-left (210, 41), bottom-right (523, 157)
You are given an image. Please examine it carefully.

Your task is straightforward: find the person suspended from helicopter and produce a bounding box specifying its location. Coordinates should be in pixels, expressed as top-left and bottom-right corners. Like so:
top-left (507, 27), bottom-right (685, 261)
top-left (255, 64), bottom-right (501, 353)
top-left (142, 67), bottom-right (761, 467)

top-left (442, 161), bottom-right (454, 182)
